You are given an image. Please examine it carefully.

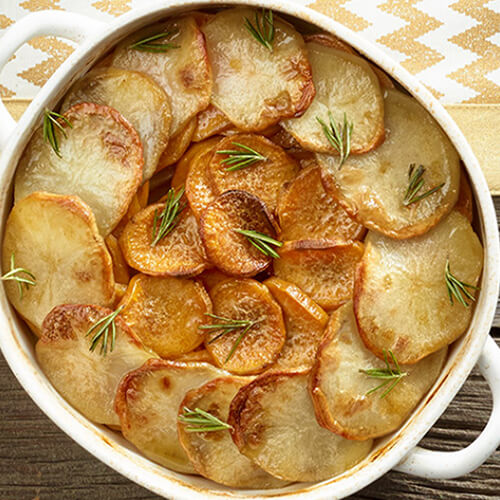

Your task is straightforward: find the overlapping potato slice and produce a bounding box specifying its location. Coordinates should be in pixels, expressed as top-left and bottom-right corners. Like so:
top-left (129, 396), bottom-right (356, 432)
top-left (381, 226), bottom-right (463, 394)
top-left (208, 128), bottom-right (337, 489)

top-left (204, 279), bottom-right (285, 375)
top-left (176, 348), bottom-right (214, 364)
top-left (208, 134), bottom-right (299, 212)
top-left (112, 16), bottom-right (212, 136)
top-left (318, 89), bottom-right (461, 239)
top-left (274, 240), bottom-right (364, 310)
top-left (311, 302), bottom-right (447, 440)
top-left (228, 372), bottom-right (373, 481)
top-left (201, 8), bottom-right (314, 131)
top-left (281, 41), bottom-right (384, 154)
top-left (200, 190), bottom-right (278, 277)
top-left (455, 169), bottom-right (473, 222)
top-left (277, 165), bottom-right (365, 241)
top-left (2, 193), bottom-right (115, 333)
top-left (354, 211), bottom-right (483, 364)
top-left (199, 268), bottom-right (232, 293)
top-left (118, 274), bottom-right (211, 357)
top-left (105, 234), bottom-right (130, 284)
top-left (36, 304), bottom-right (153, 426)
top-left (15, 103), bottom-right (143, 236)
top-left (156, 118), bottom-right (197, 172)
top-left (193, 104), bottom-right (233, 142)
top-left (61, 67), bottom-right (171, 181)
top-left (178, 376), bottom-right (286, 487)
top-left (115, 360), bottom-right (223, 472)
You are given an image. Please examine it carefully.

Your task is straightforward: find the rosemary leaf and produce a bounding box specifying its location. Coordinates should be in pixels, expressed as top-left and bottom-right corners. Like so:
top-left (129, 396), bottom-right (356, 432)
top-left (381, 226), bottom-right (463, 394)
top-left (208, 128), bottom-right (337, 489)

top-left (234, 229), bottom-right (282, 258)
top-left (43, 109), bottom-right (72, 158)
top-left (130, 30), bottom-right (180, 52)
top-left (86, 305), bottom-right (124, 356)
top-left (403, 164), bottom-right (445, 206)
top-left (317, 111), bottom-right (353, 169)
top-left (1, 253), bottom-right (36, 300)
top-left (179, 407), bottom-right (233, 433)
top-left (216, 142), bottom-right (267, 171)
top-left (151, 186), bottom-right (185, 246)
top-left (445, 259), bottom-right (479, 307)
top-left (244, 9), bottom-right (275, 51)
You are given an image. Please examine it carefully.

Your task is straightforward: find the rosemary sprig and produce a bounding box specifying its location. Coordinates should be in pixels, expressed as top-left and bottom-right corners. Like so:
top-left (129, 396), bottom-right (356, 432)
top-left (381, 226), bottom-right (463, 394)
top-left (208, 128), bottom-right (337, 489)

top-left (360, 350), bottom-right (408, 399)
top-left (244, 9), bottom-right (275, 51)
top-left (445, 259), bottom-right (479, 307)
top-left (1, 253), bottom-right (36, 299)
top-left (317, 111), bottom-right (353, 169)
top-left (216, 142), bottom-right (267, 171)
top-left (403, 164), bottom-right (445, 206)
top-left (86, 305), bottom-right (124, 356)
top-left (130, 30), bottom-right (180, 52)
top-left (151, 186), bottom-right (186, 246)
top-left (43, 109), bottom-right (72, 158)
top-left (179, 407), bottom-right (233, 433)
top-left (234, 229), bottom-right (282, 258)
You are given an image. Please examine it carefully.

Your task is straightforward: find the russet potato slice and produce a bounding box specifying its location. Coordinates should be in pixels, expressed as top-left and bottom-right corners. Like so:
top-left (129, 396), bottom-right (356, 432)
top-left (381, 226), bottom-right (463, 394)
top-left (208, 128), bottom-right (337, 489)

top-left (311, 302), bottom-right (447, 440)
top-left (156, 118), bottom-right (197, 172)
top-left (15, 103), bottom-right (143, 236)
top-left (274, 240), bottom-right (364, 310)
top-left (318, 89), bottom-right (461, 239)
top-left (115, 360), bottom-right (225, 473)
top-left (202, 8), bottom-right (314, 131)
top-left (228, 372), bottom-right (373, 481)
top-left (354, 211), bottom-right (483, 364)
top-left (193, 104), bottom-right (233, 142)
top-left (61, 67), bottom-right (171, 181)
top-left (118, 274), bottom-right (212, 358)
top-left (112, 16), bottom-right (212, 136)
top-left (36, 304), bottom-right (153, 426)
top-left (2, 193), bottom-right (115, 333)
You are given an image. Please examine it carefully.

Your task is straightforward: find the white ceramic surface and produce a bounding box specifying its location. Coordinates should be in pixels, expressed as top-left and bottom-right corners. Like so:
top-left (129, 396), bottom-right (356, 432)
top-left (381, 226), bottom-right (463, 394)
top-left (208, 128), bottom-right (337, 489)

top-left (0, 2), bottom-right (499, 499)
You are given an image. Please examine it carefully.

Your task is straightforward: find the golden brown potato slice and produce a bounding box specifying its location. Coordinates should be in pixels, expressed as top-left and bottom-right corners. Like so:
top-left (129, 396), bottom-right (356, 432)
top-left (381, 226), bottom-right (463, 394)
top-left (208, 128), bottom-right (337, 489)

top-left (201, 8), bottom-right (314, 131)
top-left (115, 359), bottom-right (224, 472)
top-left (156, 118), bottom-right (197, 172)
top-left (200, 190), bottom-right (278, 277)
top-left (274, 240), bottom-right (364, 310)
top-left (112, 16), bottom-right (212, 136)
top-left (318, 89), bottom-right (461, 239)
top-left (229, 372), bottom-right (373, 481)
top-left (277, 165), bottom-right (365, 241)
top-left (203, 279), bottom-right (285, 375)
top-left (36, 304), bottom-right (153, 426)
top-left (178, 376), bottom-right (286, 488)
top-left (118, 274), bottom-right (211, 357)
top-left (2, 193), bottom-right (115, 333)
top-left (61, 67), bottom-right (171, 181)
top-left (311, 302), bottom-right (447, 440)
top-left (354, 211), bottom-right (483, 364)
top-left (207, 134), bottom-right (299, 212)
top-left (15, 103), bottom-right (143, 236)
top-left (199, 268), bottom-right (232, 292)
top-left (176, 348), bottom-right (214, 364)
top-left (455, 169), bottom-right (473, 222)
top-left (105, 234), bottom-right (130, 284)
top-left (193, 104), bottom-right (233, 142)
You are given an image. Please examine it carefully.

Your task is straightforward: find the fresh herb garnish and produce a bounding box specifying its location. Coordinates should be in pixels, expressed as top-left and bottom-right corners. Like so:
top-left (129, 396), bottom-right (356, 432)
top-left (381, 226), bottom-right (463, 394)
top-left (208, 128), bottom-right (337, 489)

top-left (216, 142), bottom-right (267, 171)
top-left (43, 109), bottom-right (72, 158)
top-left (234, 229), bottom-right (282, 258)
top-left (445, 259), bottom-right (479, 307)
top-left (179, 407), bottom-right (233, 433)
top-left (151, 186), bottom-right (186, 246)
top-left (1, 253), bottom-right (36, 299)
top-left (317, 111), bottom-right (353, 169)
top-left (86, 305), bottom-right (124, 356)
top-left (130, 30), bottom-right (180, 52)
top-left (244, 9), bottom-right (275, 51)
top-left (403, 164), bottom-right (445, 206)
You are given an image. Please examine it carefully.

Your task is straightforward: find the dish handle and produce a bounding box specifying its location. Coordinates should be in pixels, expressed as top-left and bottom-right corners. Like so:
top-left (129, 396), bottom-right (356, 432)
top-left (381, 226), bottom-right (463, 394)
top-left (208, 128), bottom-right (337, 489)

top-left (395, 335), bottom-right (500, 479)
top-left (0, 10), bottom-right (106, 150)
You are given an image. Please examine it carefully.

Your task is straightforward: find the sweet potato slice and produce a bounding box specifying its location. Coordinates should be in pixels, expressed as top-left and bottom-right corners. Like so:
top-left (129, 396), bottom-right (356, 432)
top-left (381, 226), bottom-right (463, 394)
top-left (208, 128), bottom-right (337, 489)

top-left (2, 193), bottom-right (115, 333)
top-left (311, 302), bottom-right (447, 440)
top-left (156, 118), bottom-right (197, 172)
top-left (36, 304), bottom-right (152, 426)
top-left (228, 372), bottom-right (372, 481)
top-left (112, 16), bottom-right (212, 136)
top-left (15, 103), bottom-right (143, 236)
top-left (274, 240), bottom-right (364, 310)
top-left (178, 376), bottom-right (286, 487)
top-left (455, 168), bottom-right (473, 222)
top-left (118, 274), bottom-right (212, 357)
top-left (62, 67), bottom-right (171, 181)
top-left (277, 165), bottom-right (365, 241)
top-left (201, 8), bottom-right (314, 131)
top-left (318, 89), bottom-right (461, 239)
top-left (193, 104), bottom-right (233, 142)
top-left (354, 211), bottom-right (483, 364)
top-left (199, 268), bottom-right (232, 292)
top-left (203, 279), bottom-right (285, 375)
top-left (115, 360), bottom-right (224, 473)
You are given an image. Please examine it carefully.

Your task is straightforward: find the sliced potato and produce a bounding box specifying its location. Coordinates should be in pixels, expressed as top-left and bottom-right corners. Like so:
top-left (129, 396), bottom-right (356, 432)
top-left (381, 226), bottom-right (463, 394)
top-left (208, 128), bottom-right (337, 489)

top-left (118, 274), bottom-right (211, 357)
top-left (354, 211), bottom-right (483, 364)
top-left (199, 268), bottom-right (232, 292)
top-left (105, 234), bottom-right (130, 284)
top-left (200, 190), bottom-right (277, 277)
top-left (277, 165), bottom-right (365, 241)
top-left (178, 376), bottom-right (286, 488)
top-left (112, 16), bottom-right (212, 136)
top-left (193, 104), bottom-right (233, 142)
top-left (15, 103), bottom-right (143, 236)
top-left (36, 304), bottom-right (152, 426)
top-left (113, 283), bottom-right (128, 305)
top-left (176, 348), bottom-right (214, 364)
top-left (156, 118), bottom-right (197, 172)
top-left (208, 134), bottom-right (299, 212)
top-left (115, 360), bottom-right (224, 472)
top-left (264, 277), bottom-right (328, 372)
top-left (202, 8), bottom-right (314, 131)
top-left (229, 372), bottom-right (373, 481)
top-left (311, 302), bottom-right (447, 439)
top-left (456, 169), bottom-right (473, 222)
top-left (318, 89), bottom-right (461, 239)
top-left (2, 193), bottom-right (115, 333)
top-left (274, 240), bottom-right (364, 310)
top-left (61, 67), bottom-right (171, 181)
top-left (204, 279), bottom-right (285, 375)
